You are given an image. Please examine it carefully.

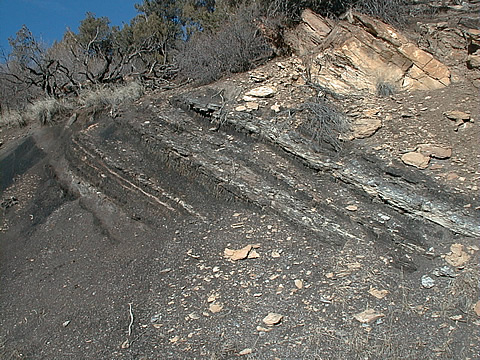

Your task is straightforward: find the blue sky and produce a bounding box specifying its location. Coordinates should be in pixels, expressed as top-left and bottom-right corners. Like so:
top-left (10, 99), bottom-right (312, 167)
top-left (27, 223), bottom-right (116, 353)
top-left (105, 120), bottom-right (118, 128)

top-left (0, 0), bottom-right (139, 54)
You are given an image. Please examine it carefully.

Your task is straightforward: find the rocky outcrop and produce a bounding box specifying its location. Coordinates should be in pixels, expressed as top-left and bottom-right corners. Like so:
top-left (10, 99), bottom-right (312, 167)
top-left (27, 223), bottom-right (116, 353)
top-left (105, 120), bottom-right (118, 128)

top-left (175, 92), bottom-right (479, 238)
top-left (285, 9), bottom-right (451, 94)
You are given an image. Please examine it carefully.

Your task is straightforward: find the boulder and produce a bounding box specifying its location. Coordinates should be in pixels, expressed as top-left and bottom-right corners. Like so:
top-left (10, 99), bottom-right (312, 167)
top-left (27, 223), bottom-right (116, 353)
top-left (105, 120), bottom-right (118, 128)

top-left (284, 9), bottom-right (451, 95)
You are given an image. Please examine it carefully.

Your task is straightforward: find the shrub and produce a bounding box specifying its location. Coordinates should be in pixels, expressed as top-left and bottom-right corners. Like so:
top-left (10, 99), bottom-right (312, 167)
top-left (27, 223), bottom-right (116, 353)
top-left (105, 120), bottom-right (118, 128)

top-left (299, 98), bottom-right (349, 152)
top-left (355, 0), bottom-right (409, 26)
top-left (259, 0), bottom-right (409, 25)
top-left (177, 5), bottom-right (272, 85)
top-left (376, 81), bottom-right (396, 97)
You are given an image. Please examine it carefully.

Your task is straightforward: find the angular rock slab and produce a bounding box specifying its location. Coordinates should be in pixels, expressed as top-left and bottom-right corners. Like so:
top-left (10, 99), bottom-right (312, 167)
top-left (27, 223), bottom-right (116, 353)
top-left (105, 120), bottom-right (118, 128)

top-left (417, 144), bottom-right (452, 159)
top-left (401, 152), bottom-right (430, 169)
top-left (348, 118), bottom-right (382, 139)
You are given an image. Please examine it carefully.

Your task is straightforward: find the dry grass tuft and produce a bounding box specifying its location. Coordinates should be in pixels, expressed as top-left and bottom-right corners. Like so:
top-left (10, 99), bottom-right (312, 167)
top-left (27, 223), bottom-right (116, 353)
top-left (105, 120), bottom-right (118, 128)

top-left (26, 98), bottom-right (71, 125)
top-left (78, 81), bottom-right (144, 109)
top-left (1, 98), bottom-right (70, 128)
top-left (0, 110), bottom-right (27, 128)
top-left (0, 82), bottom-right (143, 128)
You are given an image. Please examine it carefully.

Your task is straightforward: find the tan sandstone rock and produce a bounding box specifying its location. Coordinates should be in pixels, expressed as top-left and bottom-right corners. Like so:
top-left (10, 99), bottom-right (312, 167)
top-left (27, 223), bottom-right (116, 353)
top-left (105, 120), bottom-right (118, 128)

top-left (245, 86), bottom-right (276, 98)
top-left (401, 152), bottom-right (430, 169)
top-left (348, 118), bottom-right (382, 139)
top-left (284, 9), bottom-right (451, 95)
top-left (417, 144), bottom-right (452, 159)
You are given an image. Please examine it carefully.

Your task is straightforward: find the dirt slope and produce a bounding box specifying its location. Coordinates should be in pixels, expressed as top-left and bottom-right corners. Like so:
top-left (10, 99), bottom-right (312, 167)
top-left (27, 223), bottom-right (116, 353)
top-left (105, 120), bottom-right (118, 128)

top-left (1, 5), bottom-right (479, 360)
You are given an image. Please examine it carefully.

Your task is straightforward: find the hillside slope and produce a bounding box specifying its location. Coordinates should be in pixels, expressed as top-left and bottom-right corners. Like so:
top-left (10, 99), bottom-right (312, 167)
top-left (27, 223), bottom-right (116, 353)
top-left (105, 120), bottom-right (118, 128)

top-left (1, 4), bottom-right (479, 359)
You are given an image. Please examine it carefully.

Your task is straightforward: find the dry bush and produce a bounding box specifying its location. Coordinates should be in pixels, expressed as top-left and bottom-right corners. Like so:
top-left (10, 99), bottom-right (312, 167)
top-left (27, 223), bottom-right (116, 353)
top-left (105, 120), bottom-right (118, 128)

top-left (78, 81), bottom-right (144, 109)
top-left (261, 0), bottom-right (410, 25)
top-left (299, 98), bottom-right (349, 151)
top-left (177, 6), bottom-right (272, 85)
top-left (1, 98), bottom-right (70, 127)
top-left (0, 81), bottom-right (144, 128)
top-left (376, 81), bottom-right (396, 97)
top-left (355, 0), bottom-right (409, 26)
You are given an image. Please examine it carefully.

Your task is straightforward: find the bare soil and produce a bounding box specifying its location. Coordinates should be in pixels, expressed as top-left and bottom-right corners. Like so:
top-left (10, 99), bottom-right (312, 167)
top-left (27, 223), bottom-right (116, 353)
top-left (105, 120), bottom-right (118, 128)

top-left (1, 6), bottom-right (479, 360)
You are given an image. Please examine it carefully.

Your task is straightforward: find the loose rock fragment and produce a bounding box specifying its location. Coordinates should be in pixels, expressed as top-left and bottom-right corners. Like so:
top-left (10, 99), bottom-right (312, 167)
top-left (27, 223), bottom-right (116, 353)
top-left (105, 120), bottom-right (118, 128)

top-left (224, 244), bottom-right (260, 261)
top-left (263, 313), bottom-right (283, 326)
top-left (450, 314), bottom-right (463, 321)
top-left (188, 312), bottom-right (200, 320)
top-left (421, 275), bottom-right (435, 289)
top-left (245, 86), bottom-right (276, 98)
top-left (346, 205), bottom-right (358, 211)
top-left (417, 144), bottom-right (452, 159)
top-left (368, 288), bottom-right (389, 299)
top-left (294, 279), bottom-right (304, 289)
top-left (474, 301), bottom-right (480, 317)
top-left (271, 250), bottom-right (281, 258)
top-left (353, 309), bottom-right (385, 324)
top-left (348, 118), bottom-right (382, 140)
top-left (248, 250), bottom-right (260, 259)
top-left (401, 152), bottom-right (430, 169)
top-left (445, 243), bottom-right (471, 267)
top-left (250, 72), bottom-right (267, 82)
top-left (207, 294), bottom-right (218, 303)
top-left (169, 336), bottom-right (180, 343)
top-left (271, 103), bottom-right (281, 113)
top-left (256, 326), bottom-right (272, 332)
top-left (245, 102), bottom-right (260, 110)
top-left (209, 303), bottom-right (223, 313)
top-left (239, 348), bottom-right (253, 356)
top-left (444, 110), bottom-right (471, 122)
top-left (432, 266), bottom-right (456, 278)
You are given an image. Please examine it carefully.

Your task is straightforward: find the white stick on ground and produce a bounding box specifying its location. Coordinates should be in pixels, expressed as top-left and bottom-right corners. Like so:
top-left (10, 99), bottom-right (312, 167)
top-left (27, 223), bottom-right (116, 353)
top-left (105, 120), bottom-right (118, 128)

top-left (128, 302), bottom-right (134, 336)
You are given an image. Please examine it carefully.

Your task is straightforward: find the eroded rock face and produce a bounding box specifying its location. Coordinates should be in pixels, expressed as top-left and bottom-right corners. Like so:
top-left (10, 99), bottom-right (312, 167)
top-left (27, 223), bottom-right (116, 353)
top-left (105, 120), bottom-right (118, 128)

top-left (285, 9), bottom-right (451, 94)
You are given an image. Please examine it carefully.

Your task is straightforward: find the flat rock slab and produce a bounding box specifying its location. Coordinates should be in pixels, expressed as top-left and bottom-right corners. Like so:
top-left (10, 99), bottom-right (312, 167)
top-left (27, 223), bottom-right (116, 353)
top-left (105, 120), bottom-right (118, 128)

top-left (417, 144), bottom-right (452, 159)
top-left (444, 110), bottom-right (471, 121)
top-left (349, 118), bottom-right (383, 139)
top-left (401, 151), bottom-right (431, 169)
top-left (245, 86), bottom-right (276, 98)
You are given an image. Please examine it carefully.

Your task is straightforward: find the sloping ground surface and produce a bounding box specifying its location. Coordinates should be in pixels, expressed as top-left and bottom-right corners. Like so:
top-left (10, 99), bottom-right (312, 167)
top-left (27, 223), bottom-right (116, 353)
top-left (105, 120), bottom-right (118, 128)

top-left (1, 84), bottom-right (478, 358)
top-left (1, 5), bottom-right (479, 359)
